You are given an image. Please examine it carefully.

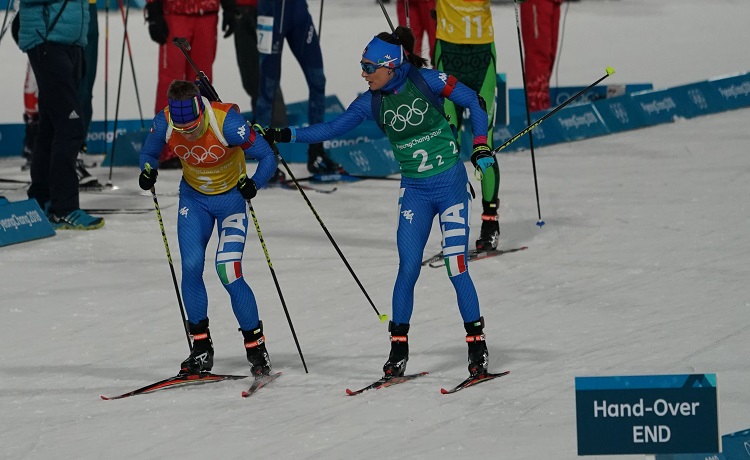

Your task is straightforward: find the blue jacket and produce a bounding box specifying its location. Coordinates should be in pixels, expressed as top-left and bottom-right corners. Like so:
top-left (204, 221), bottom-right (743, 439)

top-left (18, 0), bottom-right (89, 52)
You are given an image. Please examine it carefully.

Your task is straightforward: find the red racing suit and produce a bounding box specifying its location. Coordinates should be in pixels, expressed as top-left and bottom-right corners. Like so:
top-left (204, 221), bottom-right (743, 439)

top-left (520, 0), bottom-right (563, 112)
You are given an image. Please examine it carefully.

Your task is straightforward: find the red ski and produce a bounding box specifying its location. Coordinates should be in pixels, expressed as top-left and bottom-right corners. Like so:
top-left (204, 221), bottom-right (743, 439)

top-left (100, 373), bottom-right (247, 400)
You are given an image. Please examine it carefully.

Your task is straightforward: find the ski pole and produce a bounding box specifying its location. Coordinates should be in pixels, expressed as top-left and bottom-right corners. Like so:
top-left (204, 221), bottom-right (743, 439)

top-left (146, 163), bottom-right (192, 352)
top-left (172, 37), bottom-right (221, 102)
top-left (272, 148), bottom-right (388, 323)
top-left (106, 0), bottom-right (134, 187)
top-left (116, 0), bottom-right (144, 127)
top-left (492, 67), bottom-right (615, 157)
top-left (318, 0), bottom-right (324, 40)
top-left (513, 0), bottom-right (543, 227)
top-left (405, 0), bottom-right (410, 29)
top-left (376, 0), bottom-right (396, 32)
top-left (243, 183), bottom-right (309, 373)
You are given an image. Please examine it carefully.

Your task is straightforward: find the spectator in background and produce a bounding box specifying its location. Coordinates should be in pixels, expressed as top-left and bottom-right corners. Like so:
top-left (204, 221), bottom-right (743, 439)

top-left (256, 0), bottom-right (342, 175)
top-left (222, 0), bottom-right (288, 128)
top-left (13, 2), bottom-right (101, 190)
top-left (144, 0), bottom-right (234, 167)
top-left (76, 0), bottom-right (103, 189)
top-left (16, 0), bottom-right (104, 229)
top-left (435, 0), bottom-right (500, 251)
top-left (520, 0), bottom-right (563, 112)
top-left (397, 0), bottom-right (436, 62)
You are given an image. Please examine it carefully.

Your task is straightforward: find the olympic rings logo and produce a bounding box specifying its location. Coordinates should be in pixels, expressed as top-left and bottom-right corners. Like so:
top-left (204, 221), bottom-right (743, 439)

top-left (383, 98), bottom-right (429, 132)
top-left (173, 144), bottom-right (227, 165)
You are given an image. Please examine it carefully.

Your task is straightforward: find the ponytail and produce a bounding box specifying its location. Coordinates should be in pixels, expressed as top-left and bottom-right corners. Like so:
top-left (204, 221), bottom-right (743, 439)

top-left (376, 26), bottom-right (429, 69)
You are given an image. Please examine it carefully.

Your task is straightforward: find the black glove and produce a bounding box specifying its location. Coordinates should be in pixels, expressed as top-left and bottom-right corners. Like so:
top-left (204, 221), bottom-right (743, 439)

top-left (139, 165), bottom-right (158, 190)
top-left (470, 143), bottom-right (495, 174)
top-left (237, 174), bottom-right (257, 200)
top-left (220, 0), bottom-right (238, 38)
top-left (262, 127), bottom-right (292, 145)
top-left (144, 1), bottom-right (168, 45)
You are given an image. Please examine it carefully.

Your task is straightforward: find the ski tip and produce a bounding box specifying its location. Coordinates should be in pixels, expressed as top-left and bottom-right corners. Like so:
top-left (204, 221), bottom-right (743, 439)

top-left (100, 395), bottom-right (110, 401)
top-left (440, 388), bottom-right (450, 394)
top-left (241, 391), bottom-right (250, 398)
top-left (345, 389), bottom-right (355, 395)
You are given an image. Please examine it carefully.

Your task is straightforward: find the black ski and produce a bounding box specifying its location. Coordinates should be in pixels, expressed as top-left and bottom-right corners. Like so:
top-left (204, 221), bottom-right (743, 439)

top-left (345, 371), bottom-right (428, 396)
top-left (241, 372), bottom-right (282, 398)
top-left (428, 246), bottom-right (528, 268)
top-left (84, 208), bottom-right (156, 215)
top-left (268, 180), bottom-right (337, 194)
top-left (100, 372), bottom-right (247, 400)
top-left (421, 251), bottom-right (444, 266)
top-left (440, 370), bottom-right (510, 395)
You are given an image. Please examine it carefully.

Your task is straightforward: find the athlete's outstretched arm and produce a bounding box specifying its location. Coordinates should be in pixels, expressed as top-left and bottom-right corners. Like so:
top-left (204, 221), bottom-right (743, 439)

top-left (292, 92), bottom-right (373, 144)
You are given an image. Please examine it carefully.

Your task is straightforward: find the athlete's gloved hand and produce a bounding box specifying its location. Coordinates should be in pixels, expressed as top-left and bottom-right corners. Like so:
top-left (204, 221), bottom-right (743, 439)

top-left (262, 127), bottom-right (292, 145)
top-left (237, 174), bottom-right (257, 200)
top-left (145, 0), bottom-right (168, 45)
top-left (471, 144), bottom-right (495, 174)
top-left (139, 164), bottom-right (158, 190)
top-left (220, 0), bottom-right (238, 38)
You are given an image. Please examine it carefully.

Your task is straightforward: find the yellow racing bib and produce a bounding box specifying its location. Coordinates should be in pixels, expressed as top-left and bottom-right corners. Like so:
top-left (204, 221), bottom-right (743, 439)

top-left (436, 0), bottom-right (494, 45)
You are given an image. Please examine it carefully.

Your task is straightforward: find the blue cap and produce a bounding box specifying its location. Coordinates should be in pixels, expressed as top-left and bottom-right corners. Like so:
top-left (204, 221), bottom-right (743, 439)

top-left (168, 95), bottom-right (204, 124)
top-left (362, 36), bottom-right (403, 69)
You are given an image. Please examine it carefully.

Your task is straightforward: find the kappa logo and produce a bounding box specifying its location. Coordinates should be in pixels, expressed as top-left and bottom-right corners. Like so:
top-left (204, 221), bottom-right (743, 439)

top-left (179, 206), bottom-right (189, 217)
top-left (401, 209), bottom-right (414, 223)
top-left (237, 124), bottom-right (246, 138)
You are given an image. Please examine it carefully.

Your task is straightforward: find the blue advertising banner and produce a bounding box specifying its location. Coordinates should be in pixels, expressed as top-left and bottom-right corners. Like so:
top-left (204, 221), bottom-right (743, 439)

top-left (552, 104), bottom-right (610, 142)
top-left (631, 89), bottom-right (682, 126)
top-left (594, 94), bottom-right (652, 134)
top-left (329, 137), bottom-right (400, 177)
top-left (708, 72), bottom-right (750, 111)
top-left (722, 428), bottom-right (750, 460)
top-left (508, 83), bottom-right (653, 122)
top-left (668, 81), bottom-right (728, 119)
top-left (0, 199), bottom-right (55, 247)
top-left (576, 374), bottom-right (720, 456)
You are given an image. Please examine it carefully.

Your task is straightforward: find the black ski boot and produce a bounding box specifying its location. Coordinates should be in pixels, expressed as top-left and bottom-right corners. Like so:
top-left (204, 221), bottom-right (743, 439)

top-left (382, 322), bottom-right (409, 378)
top-left (307, 143), bottom-right (344, 175)
top-left (242, 321), bottom-right (272, 377)
top-left (465, 317), bottom-right (489, 377)
top-left (76, 147), bottom-right (103, 190)
top-left (475, 200), bottom-right (500, 251)
top-left (180, 319), bottom-right (214, 375)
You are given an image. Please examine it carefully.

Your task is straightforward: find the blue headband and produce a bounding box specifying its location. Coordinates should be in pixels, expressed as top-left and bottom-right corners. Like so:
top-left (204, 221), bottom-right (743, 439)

top-left (168, 95), bottom-right (204, 124)
top-left (362, 36), bottom-right (403, 69)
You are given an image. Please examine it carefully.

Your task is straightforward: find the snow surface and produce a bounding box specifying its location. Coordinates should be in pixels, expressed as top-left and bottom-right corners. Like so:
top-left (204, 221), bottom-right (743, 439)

top-left (1, 1), bottom-right (749, 459)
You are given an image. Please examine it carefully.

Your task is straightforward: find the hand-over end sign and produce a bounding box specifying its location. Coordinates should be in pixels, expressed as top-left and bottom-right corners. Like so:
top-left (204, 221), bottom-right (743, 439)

top-left (575, 374), bottom-right (719, 456)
